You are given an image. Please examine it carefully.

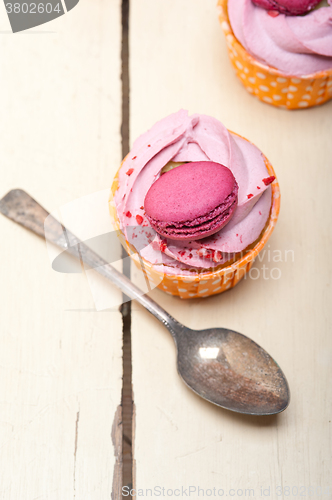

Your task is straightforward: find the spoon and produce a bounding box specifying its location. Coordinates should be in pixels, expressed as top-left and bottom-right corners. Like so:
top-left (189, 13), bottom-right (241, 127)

top-left (0, 189), bottom-right (290, 415)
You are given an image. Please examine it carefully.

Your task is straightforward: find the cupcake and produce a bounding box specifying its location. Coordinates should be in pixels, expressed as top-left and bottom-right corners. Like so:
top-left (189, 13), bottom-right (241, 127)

top-left (218, 0), bottom-right (332, 109)
top-left (109, 110), bottom-right (280, 299)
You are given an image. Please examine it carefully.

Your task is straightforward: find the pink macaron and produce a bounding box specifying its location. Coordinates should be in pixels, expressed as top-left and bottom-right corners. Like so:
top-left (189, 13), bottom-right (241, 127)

top-left (144, 162), bottom-right (238, 241)
top-left (251, 0), bottom-right (321, 15)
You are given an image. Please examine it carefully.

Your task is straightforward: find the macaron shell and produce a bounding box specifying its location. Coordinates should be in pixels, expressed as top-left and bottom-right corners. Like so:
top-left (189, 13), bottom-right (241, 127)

top-left (144, 162), bottom-right (237, 223)
top-left (148, 198), bottom-right (238, 241)
top-left (252, 0), bottom-right (321, 15)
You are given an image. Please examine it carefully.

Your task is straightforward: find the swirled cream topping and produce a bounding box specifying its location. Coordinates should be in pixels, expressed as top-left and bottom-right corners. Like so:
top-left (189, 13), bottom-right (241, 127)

top-left (114, 111), bottom-right (273, 275)
top-left (228, 0), bottom-right (332, 76)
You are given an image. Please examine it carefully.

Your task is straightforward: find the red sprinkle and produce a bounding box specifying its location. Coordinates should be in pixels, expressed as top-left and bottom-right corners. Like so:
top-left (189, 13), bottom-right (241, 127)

top-left (259, 211), bottom-right (262, 215)
top-left (214, 251), bottom-right (222, 263)
top-left (247, 194), bottom-right (254, 199)
top-left (148, 144), bottom-right (151, 147)
top-left (240, 236), bottom-right (243, 244)
top-left (179, 251), bottom-right (186, 257)
top-left (125, 211), bottom-right (132, 218)
top-left (236, 234), bottom-right (238, 237)
top-left (189, 253), bottom-right (193, 259)
top-left (132, 156), bottom-right (137, 160)
top-left (136, 215), bottom-right (143, 225)
top-left (126, 168), bottom-right (134, 176)
top-left (262, 176), bottom-right (275, 186)
top-left (198, 249), bottom-right (222, 263)
top-left (160, 239), bottom-right (167, 252)
top-left (257, 186), bottom-right (261, 190)
top-left (267, 10), bottom-right (279, 17)
top-left (140, 206), bottom-right (144, 210)
top-left (198, 249), bottom-right (211, 259)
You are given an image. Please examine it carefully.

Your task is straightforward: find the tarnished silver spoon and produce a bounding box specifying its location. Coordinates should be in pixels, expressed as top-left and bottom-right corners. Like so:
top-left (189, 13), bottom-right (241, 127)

top-left (0, 189), bottom-right (290, 415)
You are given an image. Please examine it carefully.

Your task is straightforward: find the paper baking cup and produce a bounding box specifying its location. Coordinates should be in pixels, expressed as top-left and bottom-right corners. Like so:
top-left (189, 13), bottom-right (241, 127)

top-left (217, 0), bottom-right (332, 110)
top-left (109, 142), bottom-right (280, 299)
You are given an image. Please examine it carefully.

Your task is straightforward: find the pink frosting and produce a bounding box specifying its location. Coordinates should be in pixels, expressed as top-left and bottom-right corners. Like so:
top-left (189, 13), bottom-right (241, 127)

top-left (114, 110), bottom-right (272, 275)
top-left (228, 0), bottom-right (332, 76)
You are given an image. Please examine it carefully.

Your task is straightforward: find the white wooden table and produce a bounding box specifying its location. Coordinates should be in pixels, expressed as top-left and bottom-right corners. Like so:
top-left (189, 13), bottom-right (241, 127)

top-left (0, 1), bottom-right (123, 499)
top-left (1, 1), bottom-right (332, 499)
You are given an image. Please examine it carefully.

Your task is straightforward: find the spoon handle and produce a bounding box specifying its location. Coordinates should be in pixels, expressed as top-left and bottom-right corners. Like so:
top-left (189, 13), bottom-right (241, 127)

top-left (0, 189), bottom-right (181, 336)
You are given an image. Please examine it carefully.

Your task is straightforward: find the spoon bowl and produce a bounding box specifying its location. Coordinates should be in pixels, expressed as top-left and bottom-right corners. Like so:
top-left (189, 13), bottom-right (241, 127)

top-left (175, 326), bottom-right (289, 415)
top-left (0, 189), bottom-right (290, 416)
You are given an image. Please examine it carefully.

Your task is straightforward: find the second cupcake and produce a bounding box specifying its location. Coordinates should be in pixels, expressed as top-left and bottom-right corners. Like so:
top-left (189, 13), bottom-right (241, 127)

top-left (218, 0), bottom-right (332, 109)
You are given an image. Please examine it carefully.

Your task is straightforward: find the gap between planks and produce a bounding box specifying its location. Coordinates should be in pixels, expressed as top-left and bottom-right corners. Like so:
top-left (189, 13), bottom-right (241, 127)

top-left (120, 0), bottom-right (133, 496)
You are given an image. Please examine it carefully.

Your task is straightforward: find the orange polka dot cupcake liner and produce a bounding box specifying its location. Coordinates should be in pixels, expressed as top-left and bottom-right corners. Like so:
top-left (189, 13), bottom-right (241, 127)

top-left (109, 136), bottom-right (280, 300)
top-left (217, 0), bottom-right (332, 110)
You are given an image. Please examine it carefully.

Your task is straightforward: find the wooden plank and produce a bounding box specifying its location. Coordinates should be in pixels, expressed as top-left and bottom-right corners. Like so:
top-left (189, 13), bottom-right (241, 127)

top-left (0, 1), bottom-right (123, 499)
top-left (130, 0), bottom-right (332, 494)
